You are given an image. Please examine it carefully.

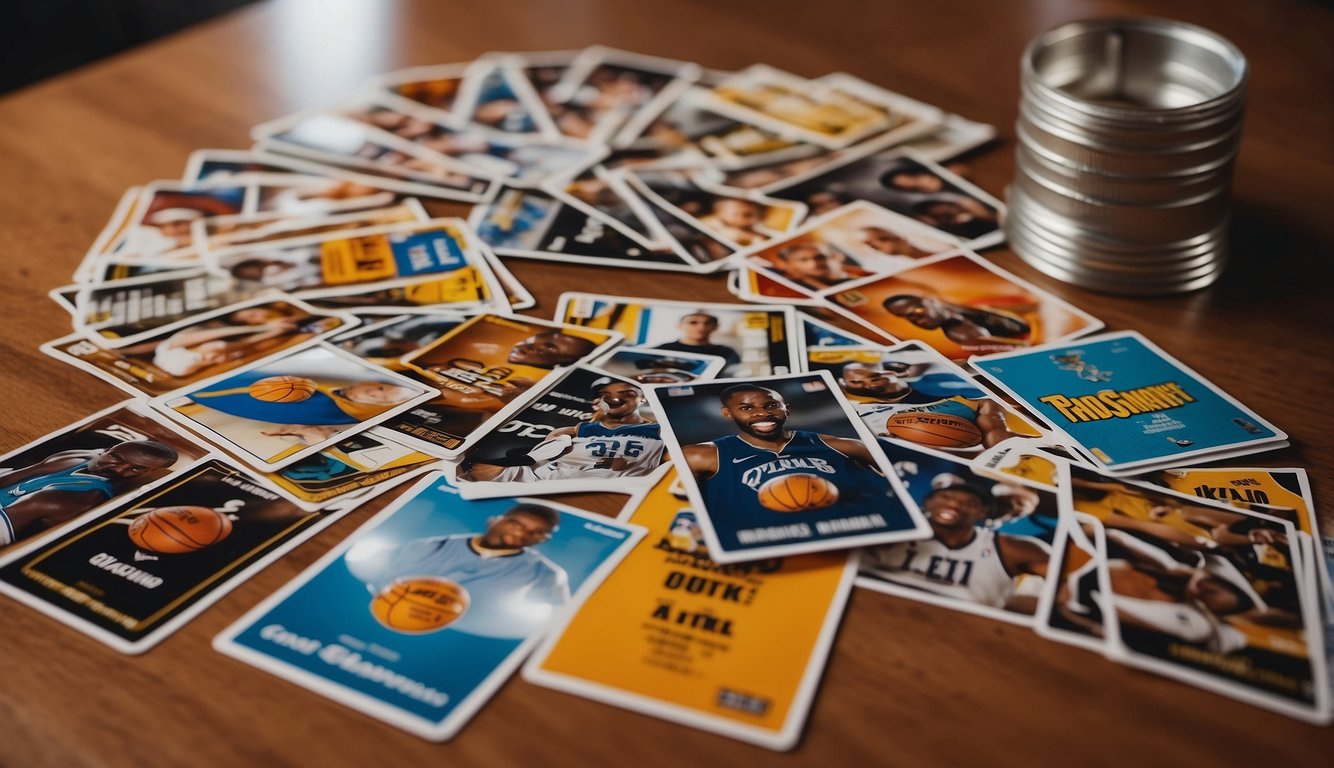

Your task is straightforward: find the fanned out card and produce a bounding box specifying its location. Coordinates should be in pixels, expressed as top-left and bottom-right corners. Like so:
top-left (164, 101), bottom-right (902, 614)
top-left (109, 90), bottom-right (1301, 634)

top-left (154, 344), bottom-right (439, 471)
top-left (213, 473), bottom-right (644, 741)
top-left (971, 332), bottom-right (1287, 475)
top-left (0, 401), bottom-right (212, 550)
top-left (0, 457), bottom-right (352, 654)
top-left (765, 148), bottom-right (1005, 249)
top-left (454, 366), bottom-right (669, 499)
top-left (587, 345), bottom-right (726, 384)
top-left (524, 468), bottom-right (856, 750)
top-left (858, 440), bottom-right (1058, 626)
top-left (823, 250), bottom-right (1103, 360)
top-left (803, 340), bottom-right (1046, 457)
top-left (1061, 463), bottom-right (1330, 724)
top-left (44, 297), bottom-right (356, 399)
top-left (555, 293), bottom-right (799, 378)
top-left (379, 314), bottom-right (621, 458)
top-left (643, 370), bottom-right (929, 563)
top-left (261, 430), bottom-right (440, 511)
top-left (192, 199), bottom-right (428, 262)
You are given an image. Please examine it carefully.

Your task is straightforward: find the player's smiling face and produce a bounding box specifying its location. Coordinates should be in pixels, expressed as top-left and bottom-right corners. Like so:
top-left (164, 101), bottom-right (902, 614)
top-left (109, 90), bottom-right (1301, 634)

top-left (924, 488), bottom-right (985, 531)
top-left (722, 390), bottom-right (789, 440)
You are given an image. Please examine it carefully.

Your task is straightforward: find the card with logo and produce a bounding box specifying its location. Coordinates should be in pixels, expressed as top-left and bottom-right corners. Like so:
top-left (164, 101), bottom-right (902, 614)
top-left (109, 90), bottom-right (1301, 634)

top-left (213, 472), bottom-right (643, 740)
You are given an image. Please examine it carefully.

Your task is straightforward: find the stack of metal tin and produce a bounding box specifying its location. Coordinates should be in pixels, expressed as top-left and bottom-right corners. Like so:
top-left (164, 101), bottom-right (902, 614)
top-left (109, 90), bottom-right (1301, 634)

top-left (1007, 18), bottom-right (1248, 295)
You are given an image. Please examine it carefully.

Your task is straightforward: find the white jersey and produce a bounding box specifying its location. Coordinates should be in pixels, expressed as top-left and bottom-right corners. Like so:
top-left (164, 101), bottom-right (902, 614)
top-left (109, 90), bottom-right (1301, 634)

top-left (496, 421), bottom-right (665, 482)
top-left (864, 527), bottom-right (1025, 608)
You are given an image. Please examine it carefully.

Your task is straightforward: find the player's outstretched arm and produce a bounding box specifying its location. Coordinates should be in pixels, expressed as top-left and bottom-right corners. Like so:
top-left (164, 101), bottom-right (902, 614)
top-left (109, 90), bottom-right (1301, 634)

top-left (682, 442), bottom-right (719, 480)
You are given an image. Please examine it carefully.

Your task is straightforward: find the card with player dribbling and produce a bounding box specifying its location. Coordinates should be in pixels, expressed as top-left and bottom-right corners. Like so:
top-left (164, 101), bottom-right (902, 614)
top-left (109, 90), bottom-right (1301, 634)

top-left (643, 370), bottom-right (929, 563)
top-left (213, 472), bottom-right (644, 741)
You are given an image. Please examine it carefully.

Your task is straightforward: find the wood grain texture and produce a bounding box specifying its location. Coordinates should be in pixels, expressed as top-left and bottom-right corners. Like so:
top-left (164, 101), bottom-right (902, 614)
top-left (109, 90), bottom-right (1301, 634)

top-left (0, 0), bottom-right (1330, 764)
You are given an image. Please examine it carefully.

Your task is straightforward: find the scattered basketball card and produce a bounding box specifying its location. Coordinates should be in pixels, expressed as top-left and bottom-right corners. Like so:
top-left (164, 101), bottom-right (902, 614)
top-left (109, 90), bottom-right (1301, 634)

top-left (362, 62), bottom-right (473, 128)
top-left (643, 370), bottom-right (928, 563)
top-left (804, 341), bottom-right (1046, 457)
top-left (192, 200), bottom-right (428, 262)
top-left (540, 164), bottom-right (672, 248)
top-left (732, 201), bottom-right (961, 303)
top-left (624, 168), bottom-right (807, 252)
top-left (857, 441), bottom-right (1058, 626)
top-left (0, 401), bottom-right (211, 550)
top-left (1060, 463), bottom-right (1331, 724)
top-left (971, 332), bottom-right (1288, 475)
top-left (547, 46), bottom-right (701, 146)
top-left (587, 345), bottom-right (727, 384)
top-left (154, 344), bottom-right (438, 471)
top-left (797, 313), bottom-right (879, 348)
top-left (524, 468), bottom-right (856, 750)
top-left (765, 149), bottom-right (1005, 249)
top-left (454, 366), bottom-right (669, 499)
top-left (213, 472), bottom-right (644, 741)
top-left (374, 314), bottom-right (618, 458)
top-left (43, 297), bottom-right (355, 399)
top-left (115, 181), bottom-right (257, 265)
top-left (825, 250), bottom-right (1103, 360)
top-left (262, 430), bottom-right (440, 510)
top-left (470, 184), bottom-right (698, 272)
top-left (330, 313), bottom-right (468, 372)
top-left (697, 65), bottom-right (942, 150)
top-left (0, 458), bottom-right (350, 654)
top-left (555, 293), bottom-right (799, 378)
top-left (71, 268), bottom-right (265, 349)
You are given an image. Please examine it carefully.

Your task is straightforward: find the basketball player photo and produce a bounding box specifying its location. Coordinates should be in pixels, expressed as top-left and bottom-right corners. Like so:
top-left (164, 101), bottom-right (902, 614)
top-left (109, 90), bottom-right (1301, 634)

top-left (805, 340), bottom-right (1046, 457)
top-left (0, 458), bottom-right (346, 654)
top-left (214, 472), bottom-right (643, 741)
top-left (858, 443), bottom-right (1057, 625)
top-left (644, 370), bottom-right (929, 563)
top-left (455, 366), bottom-right (669, 499)
top-left (154, 344), bottom-right (438, 471)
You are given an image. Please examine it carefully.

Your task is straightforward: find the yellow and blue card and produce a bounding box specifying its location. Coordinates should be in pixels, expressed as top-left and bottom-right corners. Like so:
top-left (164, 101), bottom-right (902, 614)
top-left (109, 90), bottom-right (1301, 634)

top-left (971, 331), bottom-right (1287, 475)
top-left (213, 472), bottom-right (643, 741)
top-left (523, 469), bottom-right (856, 750)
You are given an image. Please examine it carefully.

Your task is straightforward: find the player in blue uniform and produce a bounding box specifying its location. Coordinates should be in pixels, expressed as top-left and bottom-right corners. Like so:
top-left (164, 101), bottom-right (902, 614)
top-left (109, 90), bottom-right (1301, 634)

top-left (682, 383), bottom-right (895, 549)
top-left (0, 440), bottom-right (179, 545)
top-left (345, 502), bottom-right (570, 638)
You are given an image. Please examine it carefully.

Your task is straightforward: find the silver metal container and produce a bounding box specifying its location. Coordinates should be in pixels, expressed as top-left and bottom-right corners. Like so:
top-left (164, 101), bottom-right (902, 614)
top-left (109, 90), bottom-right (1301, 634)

top-left (1007, 17), bottom-right (1247, 295)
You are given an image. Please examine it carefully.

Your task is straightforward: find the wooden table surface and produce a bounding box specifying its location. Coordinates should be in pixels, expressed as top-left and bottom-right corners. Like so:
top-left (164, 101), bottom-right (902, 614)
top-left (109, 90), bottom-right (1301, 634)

top-left (1, 0), bottom-right (1330, 765)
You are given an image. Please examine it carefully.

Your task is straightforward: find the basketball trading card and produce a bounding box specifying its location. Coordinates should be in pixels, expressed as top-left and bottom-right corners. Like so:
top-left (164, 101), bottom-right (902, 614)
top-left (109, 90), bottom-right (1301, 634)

top-left (625, 169), bottom-right (807, 251)
top-left (524, 468), bottom-right (856, 750)
top-left (71, 268), bottom-right (268, 348)
top-left (194, 200), bottom-right (429, 261)
top-left (1063, 463), bottom-right (1331, 723)
top-left (733, 200), bottom-right (961, 302)
top-left (1136, 466), bottom-right (1319, 538)
top-left (379, 314), bottom-right (620, 458)
top-left (154, 344), bottom-right (438, 471)
top-left (331, 313), bottom-right (469, 372)
top-left (556, 293), bottom-right (799, 378)
top-left (201, 218), bottom-right (504, 307)
top-left (115, 181), bottom-right (257, 264)
top-left (470, 184), bottom-right (697, 272)
top-left (970, 331), bottom-right (1288, 475)
top-left (643, 370), bottom-right (929, 563)
top-left (825, 250), bottom-right (1104, 360)
top-left (624, 84), bottom-right (757, 156)
top-left (1034, 510), bottom-right (1114, 653)
top-left (0, 401), bottom-right (211, 550)
top-left (182, 148), bottom-right (324, 185)
top-left (540, 165), bottom-right (668, 248)
top-left (619, 172), bottom-right (738, 270)
top-left (505, 49), bottom-right (598, 141)
top-left (0, 458), bottom-right (351, 654)
top-left (44, 297), bottom-right (355, 399)
top-left (587, 345), bottom-right (726, 384)
top-left (797, 313), bottom-right (879, 349)
top-left (698, 65), bottom-right (943, 150)
top-left (213, 472), bottom-right (644, 741)
top-left (857, 441), bottom-right (1057, 626)
top-left (362, 62), bottom-right (473, 128)
top-left (805, 341), bottom-right (1046, 457)
top-left (766, 148), bottom-right (1006, 249)
top-left (247, 146), bottom-right (490, 203)
top-left (547, 46), bottom-right (701, 146)
top-left (971, 438), bottom-right (1089, 487)
top-left (454, 366), bottom-right (670, 499)
top-left (262, 430), bottom-right (440, 510)
top-left (452, 56), bottom-right (562, 139)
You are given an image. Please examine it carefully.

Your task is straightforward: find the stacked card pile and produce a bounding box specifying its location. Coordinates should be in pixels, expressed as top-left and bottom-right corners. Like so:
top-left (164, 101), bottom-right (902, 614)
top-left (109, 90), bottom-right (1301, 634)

top-left (1, 46), bottom-right (1329, 748)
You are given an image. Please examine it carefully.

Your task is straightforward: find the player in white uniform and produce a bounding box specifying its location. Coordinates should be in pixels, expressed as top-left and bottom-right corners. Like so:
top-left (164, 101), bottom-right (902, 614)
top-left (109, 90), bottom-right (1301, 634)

top-left (463, 377), bottom-right (665, 483)
top-left (345, 502), bottom-right (570, 638)
top-left (863, 481), bottom-right (1050, 613)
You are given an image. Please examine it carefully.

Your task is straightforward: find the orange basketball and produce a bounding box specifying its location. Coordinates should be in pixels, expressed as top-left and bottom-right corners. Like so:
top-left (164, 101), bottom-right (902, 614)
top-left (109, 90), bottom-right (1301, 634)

top-left (757, 473), bottom-right (840, 512)
top-left (248, 375), bottom-right (317, 403)
top-left (127, 505), bottom-right (233, 554)
top-left (371, 577), bottom-right (470, 633)
top-left (883, 410), bottom-right (983, 449)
